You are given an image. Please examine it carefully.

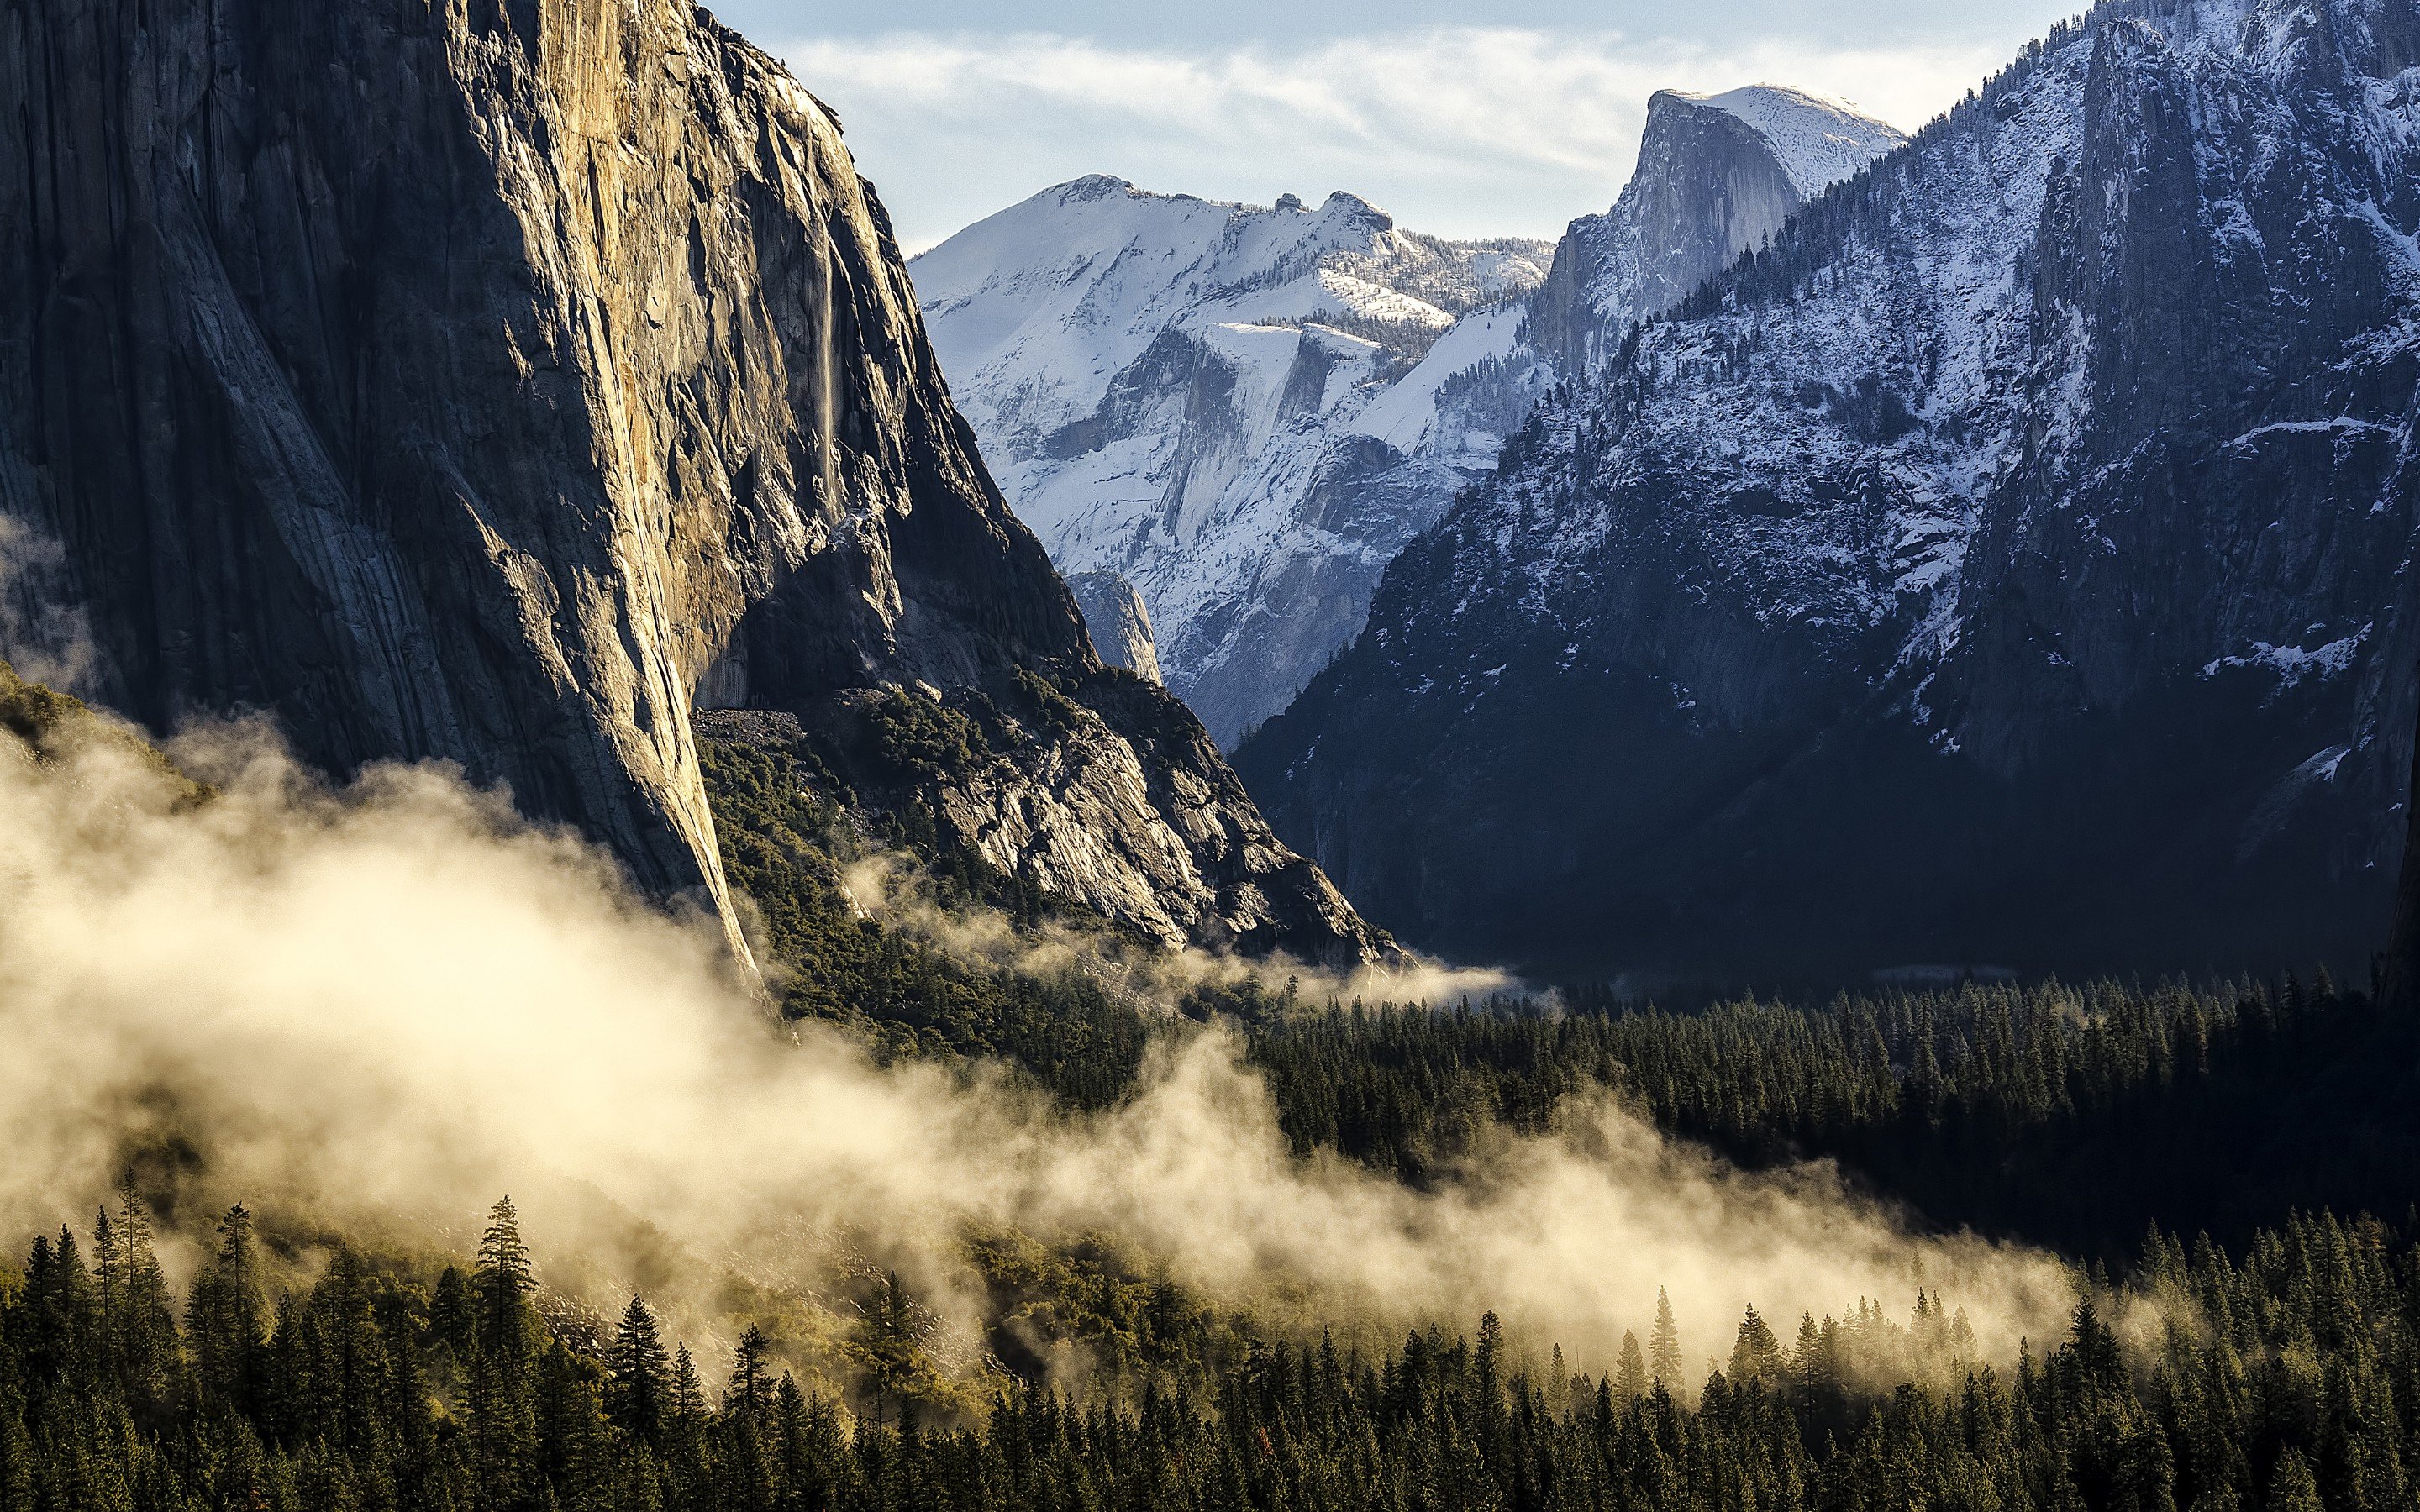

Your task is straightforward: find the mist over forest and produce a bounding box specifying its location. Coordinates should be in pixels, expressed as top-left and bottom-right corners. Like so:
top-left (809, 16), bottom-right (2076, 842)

top-left (6, 1), bottom-right (2420, 1509)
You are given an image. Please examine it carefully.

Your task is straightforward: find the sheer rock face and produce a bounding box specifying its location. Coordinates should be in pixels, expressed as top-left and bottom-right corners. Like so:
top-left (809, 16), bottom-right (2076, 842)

top-left (1066, 572), bottom-right (1162, 685)
top-left (0, 0), bottom-right (1376, 963)
top-left (1242, 0), bottom-right (2420, 985)
top-left (1528, 87), bottom-right (1901, 378)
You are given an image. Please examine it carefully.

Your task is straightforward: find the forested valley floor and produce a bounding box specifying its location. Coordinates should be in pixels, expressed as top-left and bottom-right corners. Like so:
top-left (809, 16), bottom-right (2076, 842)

top-left (4, 715), bottom-right (2418, 1509)
top-left (3, 1189), bottom-right (2412, 1510)
top-left (702, 721), bottom-right (2420, 1261)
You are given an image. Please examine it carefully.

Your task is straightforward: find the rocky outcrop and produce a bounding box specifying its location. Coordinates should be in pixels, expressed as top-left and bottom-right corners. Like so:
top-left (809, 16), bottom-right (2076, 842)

top-left (1240, 0), bottom-right (2420, 986)
top-left (1066, 572), bottom-right (1162, 684)
top-left (697, 664), bottom-right (1373, 963)
top-left (0, 0), bottom-right (1376, 963)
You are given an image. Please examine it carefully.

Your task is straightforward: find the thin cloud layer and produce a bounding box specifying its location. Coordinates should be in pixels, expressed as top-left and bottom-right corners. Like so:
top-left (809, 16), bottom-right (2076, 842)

top-left (781, 27), bottom-right (2013, 247)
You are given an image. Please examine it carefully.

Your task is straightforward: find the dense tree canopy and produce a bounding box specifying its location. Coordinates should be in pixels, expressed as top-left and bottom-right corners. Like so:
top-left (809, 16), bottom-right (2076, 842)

top-left (7, 1196), bottom-right (2420, 1511)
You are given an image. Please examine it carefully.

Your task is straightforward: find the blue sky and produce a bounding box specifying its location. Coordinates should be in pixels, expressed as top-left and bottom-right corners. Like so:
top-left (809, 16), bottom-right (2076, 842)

top-left (711, 2), bottom-right (2086, 250)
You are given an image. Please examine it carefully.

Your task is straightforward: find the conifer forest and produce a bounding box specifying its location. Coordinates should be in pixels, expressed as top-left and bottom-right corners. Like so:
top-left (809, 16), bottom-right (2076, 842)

top-left (9, 0), bottom-right (2420, 1508)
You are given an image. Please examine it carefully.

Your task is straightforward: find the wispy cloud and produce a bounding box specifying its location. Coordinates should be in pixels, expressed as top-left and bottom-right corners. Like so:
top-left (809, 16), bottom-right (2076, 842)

top-left (777, 27), bottom-right (2013, 248)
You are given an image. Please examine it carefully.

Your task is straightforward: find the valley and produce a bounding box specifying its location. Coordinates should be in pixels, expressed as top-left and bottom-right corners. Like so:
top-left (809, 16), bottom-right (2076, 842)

top-left (1, 0), bottom-right (2418, 1509)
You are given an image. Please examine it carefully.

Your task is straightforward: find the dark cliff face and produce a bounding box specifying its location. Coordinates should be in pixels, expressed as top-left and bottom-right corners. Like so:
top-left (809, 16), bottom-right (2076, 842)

top-left (2387, 715), bottom-right (2420, 1007)
top-left (1239, 0), bottom-right (2420, 986)
top-left (0, 0), bottom-right (1374, 963)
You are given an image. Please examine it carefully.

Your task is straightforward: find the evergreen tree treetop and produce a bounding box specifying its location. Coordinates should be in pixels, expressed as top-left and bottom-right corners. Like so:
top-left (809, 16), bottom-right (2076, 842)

top-left (476, 1194), bottom-right (535, 1363)
top-left (1649, 1288), bottom-right (1683, 1388)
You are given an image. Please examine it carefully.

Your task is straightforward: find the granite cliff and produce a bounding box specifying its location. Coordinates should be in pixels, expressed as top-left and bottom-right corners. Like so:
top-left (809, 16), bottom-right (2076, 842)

top-left (1065, 572), bottom-right (1162, 685)
top-left (0, 0), bottom-right (1374, 963)
top-left (1525, 87), bottom-right (1906, 379)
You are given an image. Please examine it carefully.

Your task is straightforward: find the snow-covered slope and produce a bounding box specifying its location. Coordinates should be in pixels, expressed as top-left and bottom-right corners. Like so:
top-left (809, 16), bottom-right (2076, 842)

top-left (1240, 0), bottom-right (2420, 984)
top-left (913, 181), bottom-right (1550, 743)
top-left (913, 87), bottom-right (1899, 746)
top-left (1688, 86), bottom-right (1908, 197)
top-left (913, 179), bottom-right (1501, 453)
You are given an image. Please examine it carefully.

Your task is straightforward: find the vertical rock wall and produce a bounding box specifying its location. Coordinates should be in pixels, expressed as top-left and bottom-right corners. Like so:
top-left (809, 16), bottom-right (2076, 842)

top-left (0, 0), bottom-right (1372, 962)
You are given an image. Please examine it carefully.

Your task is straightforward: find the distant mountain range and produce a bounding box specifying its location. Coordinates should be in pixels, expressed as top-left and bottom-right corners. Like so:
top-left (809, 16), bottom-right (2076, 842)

top-left (1238, 0), bottom-right (2420, 986)
top-left (913, 86), bottom-right (1902, 745)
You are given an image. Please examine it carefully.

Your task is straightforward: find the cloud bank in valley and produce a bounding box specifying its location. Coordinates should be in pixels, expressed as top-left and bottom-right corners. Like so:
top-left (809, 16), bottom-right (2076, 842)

top-left (781, 26), bottom-right (2025, 249)
top-left (0, 711), bottom-right (2071, 1384)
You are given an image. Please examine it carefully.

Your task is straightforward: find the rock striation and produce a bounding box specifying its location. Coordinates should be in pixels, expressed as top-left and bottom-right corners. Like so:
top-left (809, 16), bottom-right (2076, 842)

top-left (1240, 0), bottom-right (2420, 985)
top-left (0, 0), bottom-right (1376, 963)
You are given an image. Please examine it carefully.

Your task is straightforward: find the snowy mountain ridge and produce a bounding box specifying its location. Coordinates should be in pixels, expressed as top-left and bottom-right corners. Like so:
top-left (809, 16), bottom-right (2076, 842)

top-left (1239, 0), bottom-right (2420, 984)
top-left (913, 86), bottom-right (1902, 745)
top-left (912, 181), bottom-right (1554, 744)
top-left (913, 179), bottom-right (1527, 457)
top-left (1675, 86), bottom-right (1907, 197)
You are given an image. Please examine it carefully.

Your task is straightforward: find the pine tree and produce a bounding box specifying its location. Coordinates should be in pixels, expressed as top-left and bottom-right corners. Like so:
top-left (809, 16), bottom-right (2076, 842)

top-left (429, 1264), bottom-right (476, 1359)
top-left (1728, 1306), bottom-right (1782, 1383)
top-left (1472, 1311), bottom-right (1509, 1472)
top-left (718, 1328), bottom-right (777, 1512)
top-left (1617, 1330), bottom-right (1649, 1400)
top-left (726, 1323), bottom-right (773, 1429)
top-left (666, 1343), bottom-right (711, 1506)
top-left (671, 1344), bottom-right (707, 1426)
top-left (537, 1340), bottom-right (613, 1512)
top-left (91, 1204), bottom-right (116, 1326)
top-left (469, 1196), bottom-right (541, 1512)
top-left (476, 1195), bottom-right (535, 1362)
top-left (855, 1272), bottom-right (928, 1413)
top-left (608, 1295), bottom-right (671, 1450)
top-left (101, 1173), bottom-right (179, 1421)
top-left (1791, 1311), bottom-right (1832, 1415)
top-left (2269, 1448), bottom-right (2323, 1512)
top-left (1649, 1289), bottom-right (1683, 1388)
top-left (773, 1374), bottom-right (839, 1510)
top-left (188, 1204), bottom-right (265, 1416)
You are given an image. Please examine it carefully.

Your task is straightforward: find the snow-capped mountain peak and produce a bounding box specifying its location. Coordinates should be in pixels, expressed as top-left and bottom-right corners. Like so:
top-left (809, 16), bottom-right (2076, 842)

top-left (1665, 85), bottom-right (1905, 197)
top-left (1523, 83), bottom-right (1908, 373)
top-left (912, 180), bottom-right (1556, 743)
top-left (912, 83), bottom-right (1902, 748)
top-left (911, 179), bottom-right (1510, 459)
